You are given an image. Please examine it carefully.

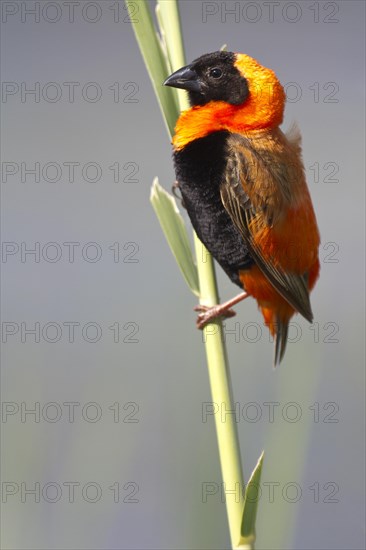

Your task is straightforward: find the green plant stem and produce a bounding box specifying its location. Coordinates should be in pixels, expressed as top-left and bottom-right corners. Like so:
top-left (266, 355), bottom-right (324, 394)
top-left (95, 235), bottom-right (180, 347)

top-left (194, 236), bottom-right (246, 549)
top-left (156, 3), bottom-right (246, 547)
top-left (129, 1), bottom-right (249, 547)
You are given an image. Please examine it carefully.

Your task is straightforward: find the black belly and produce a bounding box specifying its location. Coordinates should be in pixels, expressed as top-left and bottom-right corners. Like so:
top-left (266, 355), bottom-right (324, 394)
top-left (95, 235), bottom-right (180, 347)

top-left (173, 131), bottom-right (254, 287)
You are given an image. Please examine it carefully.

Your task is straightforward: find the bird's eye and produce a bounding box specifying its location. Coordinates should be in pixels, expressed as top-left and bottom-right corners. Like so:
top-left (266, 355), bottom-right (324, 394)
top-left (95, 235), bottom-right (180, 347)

top-left (209, 67), bottom-right (223, 79)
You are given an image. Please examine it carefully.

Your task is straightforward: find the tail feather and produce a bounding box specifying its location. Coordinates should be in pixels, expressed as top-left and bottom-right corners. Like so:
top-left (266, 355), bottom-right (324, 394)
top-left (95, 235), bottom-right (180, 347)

top-left (261, 307), bottom-right (291, 366)
top-left (273, 318), bottom-right (289, 367)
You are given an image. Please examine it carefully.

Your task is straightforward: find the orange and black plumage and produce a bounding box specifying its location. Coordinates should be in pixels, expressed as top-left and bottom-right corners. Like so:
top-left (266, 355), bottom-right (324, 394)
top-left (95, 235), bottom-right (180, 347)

top-left (164, 51), bottom-right (320, 365)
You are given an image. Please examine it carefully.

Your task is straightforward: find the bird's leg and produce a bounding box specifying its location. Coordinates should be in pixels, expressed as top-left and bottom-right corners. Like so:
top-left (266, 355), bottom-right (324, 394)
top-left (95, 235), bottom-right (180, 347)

top-left (171, 181), bottom-right (186, 209)
top-left (194, 291), bottom-right (249, 329)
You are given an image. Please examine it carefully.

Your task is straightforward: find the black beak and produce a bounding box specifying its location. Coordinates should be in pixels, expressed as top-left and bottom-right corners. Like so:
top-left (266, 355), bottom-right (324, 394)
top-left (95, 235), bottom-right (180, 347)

top-left (164, 64), bottom-right (201, 92)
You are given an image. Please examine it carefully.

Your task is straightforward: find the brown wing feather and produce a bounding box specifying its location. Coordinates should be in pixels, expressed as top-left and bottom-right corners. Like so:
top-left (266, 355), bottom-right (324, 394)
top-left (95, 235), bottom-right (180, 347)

top-left (221, 131), bottom-right (313, 322)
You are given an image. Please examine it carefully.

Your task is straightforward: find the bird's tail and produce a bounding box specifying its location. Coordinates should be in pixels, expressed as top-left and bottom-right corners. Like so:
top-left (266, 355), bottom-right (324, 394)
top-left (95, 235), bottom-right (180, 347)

top-left (261, 307), bottom-right (291, 367)
top-left (273, 317), bottom-right (289, 367)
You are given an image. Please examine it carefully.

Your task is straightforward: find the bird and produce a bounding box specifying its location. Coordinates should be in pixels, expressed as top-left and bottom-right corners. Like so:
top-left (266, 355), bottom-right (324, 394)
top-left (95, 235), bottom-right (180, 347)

top-left (164, 51), bottom-right (320, 365)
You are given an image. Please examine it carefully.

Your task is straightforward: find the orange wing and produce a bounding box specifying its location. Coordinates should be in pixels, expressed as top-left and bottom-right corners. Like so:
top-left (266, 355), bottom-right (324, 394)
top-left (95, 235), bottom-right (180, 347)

top-left (220, 128), bottom-right (319, 322)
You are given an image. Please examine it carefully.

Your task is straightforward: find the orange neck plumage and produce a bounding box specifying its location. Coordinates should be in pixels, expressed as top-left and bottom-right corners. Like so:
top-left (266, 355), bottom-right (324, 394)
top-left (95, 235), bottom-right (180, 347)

top-left (173, 54), bottom-right (286, 150)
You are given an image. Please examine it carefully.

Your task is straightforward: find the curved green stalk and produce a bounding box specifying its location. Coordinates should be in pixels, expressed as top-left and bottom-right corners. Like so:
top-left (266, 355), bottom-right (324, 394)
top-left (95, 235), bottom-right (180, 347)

top-left (128, 1), bottom-right (263, 547)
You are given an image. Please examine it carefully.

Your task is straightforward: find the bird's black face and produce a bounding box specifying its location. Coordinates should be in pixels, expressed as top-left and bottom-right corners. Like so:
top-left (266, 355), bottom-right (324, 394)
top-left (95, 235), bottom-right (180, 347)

top-left (164, 51), bottom-right (249, 107)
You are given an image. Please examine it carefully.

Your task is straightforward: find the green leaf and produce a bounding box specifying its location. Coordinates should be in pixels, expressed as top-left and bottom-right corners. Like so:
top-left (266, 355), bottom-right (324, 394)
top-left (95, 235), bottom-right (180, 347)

top-left (127, 1), bottom-right (179, 136)
top-left (239, 451), bottom-right (264, 548)
top-left (156, 0), bottom-right (190, 112)
top-left (157, 0), bottom-right (186, 69)
top-left (150, 178), bottom-right (199, 296)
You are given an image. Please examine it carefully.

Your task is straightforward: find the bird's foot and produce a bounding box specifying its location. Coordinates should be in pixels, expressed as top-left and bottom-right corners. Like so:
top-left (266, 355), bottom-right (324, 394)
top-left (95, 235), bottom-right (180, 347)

top-left (194, 292), bottom-right (249, 329)
top-left (194, 304), bottom-right (237, 329)
top-left (171, 181), bottom-right (186, 209)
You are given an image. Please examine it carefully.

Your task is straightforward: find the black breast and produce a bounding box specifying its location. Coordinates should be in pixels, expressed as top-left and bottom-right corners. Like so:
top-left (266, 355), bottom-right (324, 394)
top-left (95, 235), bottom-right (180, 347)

top-left (173, 131), bottom-right (253, 287)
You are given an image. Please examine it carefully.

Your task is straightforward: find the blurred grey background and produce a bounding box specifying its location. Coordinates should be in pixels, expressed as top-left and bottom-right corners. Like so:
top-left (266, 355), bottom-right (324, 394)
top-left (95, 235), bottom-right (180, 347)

top-left (1, 1), bottom-right (365, 549)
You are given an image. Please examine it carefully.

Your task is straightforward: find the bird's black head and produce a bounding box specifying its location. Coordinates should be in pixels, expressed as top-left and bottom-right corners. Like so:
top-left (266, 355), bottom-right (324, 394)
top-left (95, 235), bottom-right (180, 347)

top-left (164, 51), bottom-right (249, 107)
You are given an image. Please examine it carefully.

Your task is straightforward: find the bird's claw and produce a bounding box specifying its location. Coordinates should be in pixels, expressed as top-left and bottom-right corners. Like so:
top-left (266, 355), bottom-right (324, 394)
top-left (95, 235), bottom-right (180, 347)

top-left (172, 181), bottom-right (186, 209)
top-left (194, 304), bottom-right (237, 329)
